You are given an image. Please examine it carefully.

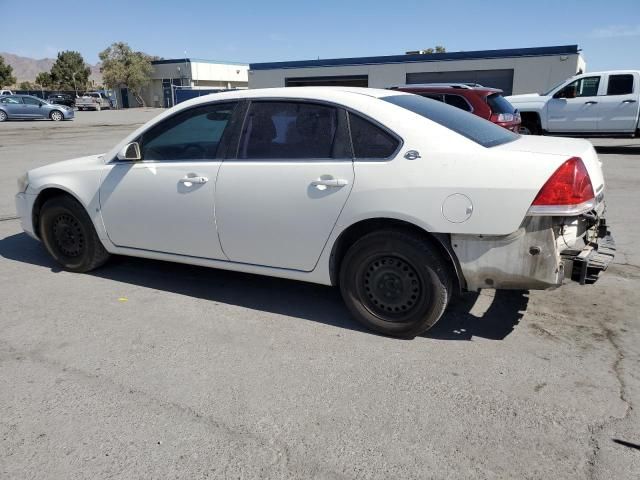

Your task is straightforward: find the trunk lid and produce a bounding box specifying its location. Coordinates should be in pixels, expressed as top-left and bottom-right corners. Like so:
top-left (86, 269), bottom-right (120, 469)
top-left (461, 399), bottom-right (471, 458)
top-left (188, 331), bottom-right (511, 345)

top-left (495, 135), bottom-right (605, 198)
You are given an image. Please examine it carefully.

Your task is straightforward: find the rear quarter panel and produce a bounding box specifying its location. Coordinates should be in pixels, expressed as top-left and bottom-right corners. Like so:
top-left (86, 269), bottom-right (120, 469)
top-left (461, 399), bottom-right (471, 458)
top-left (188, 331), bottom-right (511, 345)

top-left (333, 105), bottom-right (568, 236)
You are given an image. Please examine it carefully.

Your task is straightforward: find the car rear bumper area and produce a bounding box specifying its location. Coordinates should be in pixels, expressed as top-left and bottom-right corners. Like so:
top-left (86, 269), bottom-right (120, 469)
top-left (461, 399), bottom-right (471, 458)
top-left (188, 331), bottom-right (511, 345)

top-left (561, 219), bottom-right (615, 285)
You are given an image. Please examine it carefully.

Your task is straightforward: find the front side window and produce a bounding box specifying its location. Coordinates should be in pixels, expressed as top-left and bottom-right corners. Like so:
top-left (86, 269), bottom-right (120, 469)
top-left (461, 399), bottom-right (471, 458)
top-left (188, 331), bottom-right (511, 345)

top-left (238, 101), bottom-right (349, 159)
top-left (607, 74), bottom-right (634, 95)
top-left (564, 77), bottom-right (601, 98)
top-left (382, 94), bottom-right (518, 148)
top-left (23, 96), bottom-right (41, 105)
top-left (140, 102), bottom-right (236, 161)
top-left (444, 94), bottom-right (472, 112)
top-left (348, 113), bottom-right (400, 159)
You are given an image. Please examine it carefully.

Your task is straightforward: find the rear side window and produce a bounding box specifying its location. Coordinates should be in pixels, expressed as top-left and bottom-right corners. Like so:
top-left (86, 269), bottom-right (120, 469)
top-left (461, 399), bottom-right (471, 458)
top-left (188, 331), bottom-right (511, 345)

top-left (348, 113), bottom-right (400, 159)
top-left (607, 74), bottom-right (634, 95)
top-left (486, 93), bottom-right (516, 114)
top-left (420, 93), bottom-right (444, 102)
top-left (444, 94), bottom-right (472, 112)
top-left (382, 94), bottom-right (518, 148)
top-left (238, 101), bottom-right (350, 159)
top-left (0, 96), bottom-right (21, 104)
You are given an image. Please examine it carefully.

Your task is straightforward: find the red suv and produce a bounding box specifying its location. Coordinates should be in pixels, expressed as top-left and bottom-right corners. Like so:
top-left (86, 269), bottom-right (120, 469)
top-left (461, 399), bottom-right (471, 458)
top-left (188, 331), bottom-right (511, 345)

top-left (391, 83), bottom-right (521, 132)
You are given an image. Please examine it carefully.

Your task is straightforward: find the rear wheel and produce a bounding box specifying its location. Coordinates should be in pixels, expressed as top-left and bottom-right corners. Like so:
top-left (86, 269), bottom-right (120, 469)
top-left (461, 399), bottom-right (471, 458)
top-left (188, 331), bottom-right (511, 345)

top-left (39, 195), bottom-right (110, 272)
top-left (49, 110), bottom-right (63, 121)
top-left (339, 230), bottom-right (453, 338)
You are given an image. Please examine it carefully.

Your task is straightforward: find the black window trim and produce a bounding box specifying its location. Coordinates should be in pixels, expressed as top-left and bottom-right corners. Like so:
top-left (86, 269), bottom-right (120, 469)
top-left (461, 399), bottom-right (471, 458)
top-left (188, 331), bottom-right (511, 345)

top-left (111, 100), bottom-right (242, 164)
top-left (227, 97), bottom-right (403, 163)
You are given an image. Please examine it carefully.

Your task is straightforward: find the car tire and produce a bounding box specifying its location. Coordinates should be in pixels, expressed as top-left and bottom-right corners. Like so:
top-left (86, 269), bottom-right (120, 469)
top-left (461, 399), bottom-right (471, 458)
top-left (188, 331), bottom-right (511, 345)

top-left (39, 195), bottom-right (110, 273)
top-left (519, 121), bottom-right (540, 135)
top-left (49, 110), bottom-right (63, 122)
top-left (339, 230), bottom-right (453, 338)
top-left (0, 110), bottom-right (7, 122)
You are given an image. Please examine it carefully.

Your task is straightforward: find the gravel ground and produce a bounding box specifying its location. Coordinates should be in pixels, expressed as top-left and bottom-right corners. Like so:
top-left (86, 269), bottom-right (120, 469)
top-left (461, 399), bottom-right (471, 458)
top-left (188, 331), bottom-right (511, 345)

top-left (0, 109), bottom-right (638, 479)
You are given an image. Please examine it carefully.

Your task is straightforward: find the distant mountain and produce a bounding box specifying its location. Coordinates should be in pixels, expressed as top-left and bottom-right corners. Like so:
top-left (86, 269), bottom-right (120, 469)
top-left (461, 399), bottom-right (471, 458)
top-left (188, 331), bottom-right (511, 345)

top-left (0, 52), bottom-right (102, 85)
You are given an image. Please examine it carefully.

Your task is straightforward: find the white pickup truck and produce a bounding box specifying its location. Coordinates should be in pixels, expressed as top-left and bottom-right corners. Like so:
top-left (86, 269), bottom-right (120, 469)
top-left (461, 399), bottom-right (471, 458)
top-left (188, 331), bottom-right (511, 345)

top-left (507, 70), bottom-right (640, 136)
top-left (76, 92), bottom-right (111, 111)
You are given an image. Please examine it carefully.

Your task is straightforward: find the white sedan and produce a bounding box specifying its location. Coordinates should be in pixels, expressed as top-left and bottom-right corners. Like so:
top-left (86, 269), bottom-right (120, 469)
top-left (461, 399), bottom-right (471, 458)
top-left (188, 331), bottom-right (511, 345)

top-left (15, 87), bottom-right (615, 337)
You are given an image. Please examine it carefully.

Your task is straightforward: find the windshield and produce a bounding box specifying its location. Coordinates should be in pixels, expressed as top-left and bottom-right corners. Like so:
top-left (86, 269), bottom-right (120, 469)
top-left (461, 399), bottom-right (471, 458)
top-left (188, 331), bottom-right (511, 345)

top-left (542, 80), bottom-right (567, 96)
top-left (382, 94), bottom-right (518, 148)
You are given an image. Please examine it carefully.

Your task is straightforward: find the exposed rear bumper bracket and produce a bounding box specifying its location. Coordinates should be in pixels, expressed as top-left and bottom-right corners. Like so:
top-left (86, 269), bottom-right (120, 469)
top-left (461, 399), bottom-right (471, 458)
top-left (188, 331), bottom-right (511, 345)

top-left (563, 223), bottom-right (616, 285)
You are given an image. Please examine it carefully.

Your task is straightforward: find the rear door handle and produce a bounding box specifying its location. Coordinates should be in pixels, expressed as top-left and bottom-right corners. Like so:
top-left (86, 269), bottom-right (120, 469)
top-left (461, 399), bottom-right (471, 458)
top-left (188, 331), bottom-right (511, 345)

top-left (311, 178), bottom-right (349, 188)
top-left (584, 101), bottom-right (598, 105)
top-left (179, 176), bottom-right (208, 185)
top-left (622, 99), bottom-right (637, 104)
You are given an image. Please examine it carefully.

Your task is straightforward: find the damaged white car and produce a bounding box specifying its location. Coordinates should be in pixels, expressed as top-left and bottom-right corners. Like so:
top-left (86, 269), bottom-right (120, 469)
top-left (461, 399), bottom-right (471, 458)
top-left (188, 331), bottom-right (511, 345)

top-left (15, 87), bottom-right (615, 337)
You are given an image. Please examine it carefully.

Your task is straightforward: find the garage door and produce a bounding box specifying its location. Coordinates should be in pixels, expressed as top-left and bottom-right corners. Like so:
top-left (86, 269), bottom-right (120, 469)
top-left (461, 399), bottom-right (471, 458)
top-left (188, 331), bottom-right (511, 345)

top-left (285, 75), bottom-right (368, 87)
top-left (406, 69), bottom-right (514, 95)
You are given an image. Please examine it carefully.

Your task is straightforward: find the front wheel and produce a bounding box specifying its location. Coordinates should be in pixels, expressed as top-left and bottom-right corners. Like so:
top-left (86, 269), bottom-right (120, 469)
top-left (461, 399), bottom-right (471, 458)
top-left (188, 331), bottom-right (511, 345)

top-left (0, 110), bottom-right (8, 122)
top-left (39, 195), bottom-right (110, 272)
top-left (49, 110), bottom-right (63, 121)
top-left (339, 230), bottom-right (453, 338)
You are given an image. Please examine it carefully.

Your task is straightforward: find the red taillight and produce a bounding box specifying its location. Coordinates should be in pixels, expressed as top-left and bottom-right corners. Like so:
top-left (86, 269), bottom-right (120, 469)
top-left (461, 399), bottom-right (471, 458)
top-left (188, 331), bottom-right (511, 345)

top-left (532, 157), bottom-right (594, 207)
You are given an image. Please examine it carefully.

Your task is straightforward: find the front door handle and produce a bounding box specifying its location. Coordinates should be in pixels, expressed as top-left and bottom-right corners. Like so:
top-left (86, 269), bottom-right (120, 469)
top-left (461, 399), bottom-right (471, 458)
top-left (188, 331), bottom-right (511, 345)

top-left (179, 176), bottom-right (208, 185)
top-left (311, 178), bottom-right (349, 188)
top-left (622, 99), bottom-right (637, 104)
top-left (584, 101), bottom-right (598, 105)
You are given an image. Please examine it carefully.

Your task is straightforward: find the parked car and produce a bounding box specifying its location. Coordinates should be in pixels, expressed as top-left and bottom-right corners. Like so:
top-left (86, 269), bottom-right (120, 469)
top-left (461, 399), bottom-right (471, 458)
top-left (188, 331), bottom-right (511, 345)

top-left (391, 83), bottom-right (521, 131)
top-left (47, 93), bottom-right (76, 108)
top-left (0, 95), bottom-right (74, 122)
top-left (14, 87), bottom-right (614, 337)
top-left (76, 92), bottom-right (111, 111)
top-left (507, 70), bottom-right (640, 136)
top-left (0, 89), bottom-right (13, 96)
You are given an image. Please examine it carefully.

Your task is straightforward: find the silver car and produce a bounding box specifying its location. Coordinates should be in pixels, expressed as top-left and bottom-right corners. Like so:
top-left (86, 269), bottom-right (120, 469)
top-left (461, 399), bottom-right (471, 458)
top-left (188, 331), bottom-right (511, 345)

top-left (0, 95), bottom-right (75, 122)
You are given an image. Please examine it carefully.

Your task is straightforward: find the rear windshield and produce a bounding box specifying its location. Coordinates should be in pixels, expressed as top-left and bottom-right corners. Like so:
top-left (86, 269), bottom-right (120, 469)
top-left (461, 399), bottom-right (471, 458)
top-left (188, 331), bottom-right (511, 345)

top-left (382, 94), bottom-right (518, 148)
top-left (486, 93), bottom-right (516, 114)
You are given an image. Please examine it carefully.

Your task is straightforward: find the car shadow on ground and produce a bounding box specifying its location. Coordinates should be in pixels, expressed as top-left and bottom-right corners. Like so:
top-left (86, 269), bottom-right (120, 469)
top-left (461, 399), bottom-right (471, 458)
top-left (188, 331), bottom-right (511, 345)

top-left (594, 145), bottom-right (640, 155)
top-left (0, 232), bottom-right (528, 341)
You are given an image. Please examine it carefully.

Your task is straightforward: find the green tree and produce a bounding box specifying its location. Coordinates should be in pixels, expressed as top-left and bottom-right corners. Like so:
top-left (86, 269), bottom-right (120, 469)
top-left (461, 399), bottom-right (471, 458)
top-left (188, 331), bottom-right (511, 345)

top-left (0, 55), bottom-right (16, 87)
top-left (35, 71), bottom-right (54, 89)
top-left (19, 81), bottom-right (34, 90)
top-left (99, 42), bottom-right (153, 106)
top-left (50, 50), bottom-right (91, 93)
top-left (423, 46), bottom-right (446, 54)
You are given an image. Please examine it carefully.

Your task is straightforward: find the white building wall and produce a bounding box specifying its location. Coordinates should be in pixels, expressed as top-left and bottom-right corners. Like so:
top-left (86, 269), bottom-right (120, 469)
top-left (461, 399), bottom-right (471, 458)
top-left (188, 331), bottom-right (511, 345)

top-left (249, 54), bottom-right (584, 95)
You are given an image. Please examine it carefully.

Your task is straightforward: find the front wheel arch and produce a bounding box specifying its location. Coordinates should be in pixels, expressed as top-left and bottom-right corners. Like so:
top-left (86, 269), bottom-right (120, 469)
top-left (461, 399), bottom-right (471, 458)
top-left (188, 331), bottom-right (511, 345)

top-left (32, 188), bottom-right (87, 239)
top-left (329, 218), bottom-right (465, 292)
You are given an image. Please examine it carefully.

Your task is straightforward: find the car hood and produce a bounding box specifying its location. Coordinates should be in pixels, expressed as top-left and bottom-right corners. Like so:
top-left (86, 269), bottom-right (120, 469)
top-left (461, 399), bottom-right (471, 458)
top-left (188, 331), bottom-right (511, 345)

top-left (28, 154), bottom-right (105, 182)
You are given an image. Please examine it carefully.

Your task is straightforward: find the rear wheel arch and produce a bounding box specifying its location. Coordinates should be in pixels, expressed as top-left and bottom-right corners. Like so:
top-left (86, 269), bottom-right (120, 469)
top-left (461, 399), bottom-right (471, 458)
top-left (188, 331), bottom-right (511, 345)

top-left (329, 218), bottom-right (465, 292)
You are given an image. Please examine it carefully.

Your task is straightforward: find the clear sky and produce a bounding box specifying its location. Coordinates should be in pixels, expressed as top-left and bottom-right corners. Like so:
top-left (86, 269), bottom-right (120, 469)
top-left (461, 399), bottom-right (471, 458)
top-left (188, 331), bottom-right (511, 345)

top-left (2, 0), bottom-right (639, 71)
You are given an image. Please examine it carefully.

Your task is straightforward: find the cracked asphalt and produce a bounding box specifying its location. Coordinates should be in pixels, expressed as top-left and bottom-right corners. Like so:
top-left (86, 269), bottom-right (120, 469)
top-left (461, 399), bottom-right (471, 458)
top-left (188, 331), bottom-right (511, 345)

top-left (0, 110), bottom-right (638, 479)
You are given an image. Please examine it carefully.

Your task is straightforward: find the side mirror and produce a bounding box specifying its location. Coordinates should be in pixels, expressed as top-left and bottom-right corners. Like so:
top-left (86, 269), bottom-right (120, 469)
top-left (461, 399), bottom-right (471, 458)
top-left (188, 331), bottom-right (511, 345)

top-left (117, 142), bottom-right (142, 161)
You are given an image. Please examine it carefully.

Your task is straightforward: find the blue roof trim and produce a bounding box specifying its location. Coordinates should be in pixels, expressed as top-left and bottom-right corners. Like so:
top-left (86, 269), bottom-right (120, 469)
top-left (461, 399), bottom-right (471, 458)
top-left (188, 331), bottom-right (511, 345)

top-left (152, 58), bottom-right (248, 66)
top-left (250, 45), bottom-right (579, 71)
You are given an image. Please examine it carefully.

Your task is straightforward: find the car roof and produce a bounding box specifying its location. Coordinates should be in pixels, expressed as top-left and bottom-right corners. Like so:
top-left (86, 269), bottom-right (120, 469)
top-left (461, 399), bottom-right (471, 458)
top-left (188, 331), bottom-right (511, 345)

top-left (392, 84), bottom-right (502, 95)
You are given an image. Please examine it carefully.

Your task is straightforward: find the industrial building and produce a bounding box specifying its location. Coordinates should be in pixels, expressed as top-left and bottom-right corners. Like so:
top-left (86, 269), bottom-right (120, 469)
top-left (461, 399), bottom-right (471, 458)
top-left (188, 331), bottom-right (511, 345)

top-left (118, 58), bottom-right (249, 108)
top-left (248, 45), bottom-right (585, 96)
